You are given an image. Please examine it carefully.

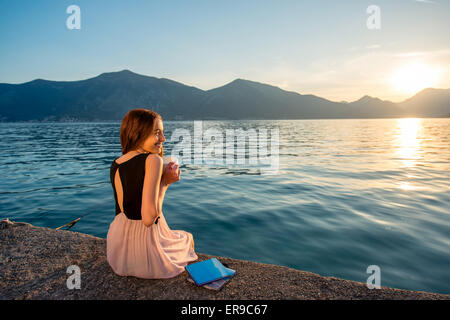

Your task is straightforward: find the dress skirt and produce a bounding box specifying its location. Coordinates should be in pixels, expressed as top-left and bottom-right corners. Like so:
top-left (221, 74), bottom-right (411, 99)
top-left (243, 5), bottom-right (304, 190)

top-left (106, 211), bottom-right (198, 279)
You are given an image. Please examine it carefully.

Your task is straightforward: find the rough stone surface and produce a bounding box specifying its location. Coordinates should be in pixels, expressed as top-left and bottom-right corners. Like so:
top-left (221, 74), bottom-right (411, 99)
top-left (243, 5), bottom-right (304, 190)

top-left (1, 220), bottom-right (449, 300)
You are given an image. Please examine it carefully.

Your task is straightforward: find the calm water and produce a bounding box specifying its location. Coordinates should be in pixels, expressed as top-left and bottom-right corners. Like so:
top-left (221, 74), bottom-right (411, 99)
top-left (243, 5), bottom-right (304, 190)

top-left (1, 119), bottom-right (449, 294)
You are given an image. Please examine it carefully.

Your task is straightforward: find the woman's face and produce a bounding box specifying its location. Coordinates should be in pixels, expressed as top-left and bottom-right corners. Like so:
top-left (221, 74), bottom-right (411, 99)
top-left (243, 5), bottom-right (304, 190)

top-left (140, 118), bottom-right (165, 154)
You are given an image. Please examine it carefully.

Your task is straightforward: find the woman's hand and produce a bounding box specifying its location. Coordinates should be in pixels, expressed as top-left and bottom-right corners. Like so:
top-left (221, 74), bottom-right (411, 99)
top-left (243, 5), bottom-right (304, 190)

top-left (161, 162), bottom-right (180, 186)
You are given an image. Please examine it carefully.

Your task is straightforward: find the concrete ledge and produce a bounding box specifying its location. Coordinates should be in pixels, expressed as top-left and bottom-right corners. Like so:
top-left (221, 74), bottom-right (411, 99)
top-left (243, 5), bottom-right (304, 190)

top-left (1, 219), bottom-right (449, 300)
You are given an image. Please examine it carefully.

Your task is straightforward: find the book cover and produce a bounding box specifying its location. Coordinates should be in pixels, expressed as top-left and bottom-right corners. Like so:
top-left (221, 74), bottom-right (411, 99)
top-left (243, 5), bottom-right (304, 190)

top-left (187, 276), bottom-right (232, 291)
top-left (185, 258), bottom-right (236, 286)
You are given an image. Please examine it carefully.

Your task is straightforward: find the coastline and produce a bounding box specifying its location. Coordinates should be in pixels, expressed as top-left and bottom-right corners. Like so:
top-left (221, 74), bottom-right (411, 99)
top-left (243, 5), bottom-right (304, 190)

top-left (1, 219), bottom-right (449, 300)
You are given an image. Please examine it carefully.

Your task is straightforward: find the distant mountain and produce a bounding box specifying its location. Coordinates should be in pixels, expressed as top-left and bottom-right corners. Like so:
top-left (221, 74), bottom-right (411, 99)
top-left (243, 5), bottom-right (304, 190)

top-left (0, 70), bottom-right (205, 121)
top-left (0, 70), bottom-right (448, 121)
top-left (201, 79), bottom-right (344, 119)
top-left (345, 95), bottom-right (405, 118)
top-left (397, 88), bottom-right (450, 117)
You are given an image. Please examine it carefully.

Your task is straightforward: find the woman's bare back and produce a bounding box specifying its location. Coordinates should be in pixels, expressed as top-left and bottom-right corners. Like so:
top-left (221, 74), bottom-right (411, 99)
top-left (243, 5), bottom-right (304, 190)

top-left (113, 151), bottom-right (149, 214)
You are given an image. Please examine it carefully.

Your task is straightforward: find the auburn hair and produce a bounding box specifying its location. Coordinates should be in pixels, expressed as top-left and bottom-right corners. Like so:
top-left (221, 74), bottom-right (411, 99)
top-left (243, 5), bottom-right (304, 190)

top-left (120, 108), bottom-right (164, 157)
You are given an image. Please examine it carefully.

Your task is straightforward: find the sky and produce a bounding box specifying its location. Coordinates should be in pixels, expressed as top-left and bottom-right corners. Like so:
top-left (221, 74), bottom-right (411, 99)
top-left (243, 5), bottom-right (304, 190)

top-left (0, 0), bottom-right (449, 102)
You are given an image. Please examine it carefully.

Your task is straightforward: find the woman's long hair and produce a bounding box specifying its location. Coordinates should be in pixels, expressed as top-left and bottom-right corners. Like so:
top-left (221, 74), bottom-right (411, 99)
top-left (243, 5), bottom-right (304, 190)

top-left (120, 108), bottom-right (164, 157)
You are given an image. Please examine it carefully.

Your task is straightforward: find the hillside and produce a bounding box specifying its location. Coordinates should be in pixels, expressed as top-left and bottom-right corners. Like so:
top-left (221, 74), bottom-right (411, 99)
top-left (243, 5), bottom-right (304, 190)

top-left (0, 70), bottom-right (448, 121)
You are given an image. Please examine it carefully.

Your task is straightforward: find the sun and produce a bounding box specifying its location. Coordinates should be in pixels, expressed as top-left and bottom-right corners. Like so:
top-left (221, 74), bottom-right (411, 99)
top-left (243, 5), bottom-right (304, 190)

top-left (390, 62), bottom-right (440, 96)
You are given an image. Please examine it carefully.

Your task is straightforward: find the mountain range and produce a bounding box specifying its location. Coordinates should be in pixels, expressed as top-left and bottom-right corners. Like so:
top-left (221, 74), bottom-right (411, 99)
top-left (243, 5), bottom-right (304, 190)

top-left (0, 69), bottom-right (449, 121)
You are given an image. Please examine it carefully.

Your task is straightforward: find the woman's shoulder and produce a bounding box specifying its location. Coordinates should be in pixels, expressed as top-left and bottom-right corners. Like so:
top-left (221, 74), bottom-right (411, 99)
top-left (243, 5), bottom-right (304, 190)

top-left (113, 152), bottom-right (150, 165)
top-left (145, 153), bottom-right (163, 168)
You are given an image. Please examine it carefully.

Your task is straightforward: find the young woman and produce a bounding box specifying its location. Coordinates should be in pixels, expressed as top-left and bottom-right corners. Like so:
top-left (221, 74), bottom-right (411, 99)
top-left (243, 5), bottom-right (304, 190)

top-left (106, 108), bottom-right (198, 279)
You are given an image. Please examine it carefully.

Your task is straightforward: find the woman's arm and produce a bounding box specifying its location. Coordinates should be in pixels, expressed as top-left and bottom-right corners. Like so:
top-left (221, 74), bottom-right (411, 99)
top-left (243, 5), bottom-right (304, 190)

top-left (157, 181), bottom-right (168, 216)
top-left (157, 163), bottom-right (180, 216)
top-left (141, 154), bottom-right (163, 227)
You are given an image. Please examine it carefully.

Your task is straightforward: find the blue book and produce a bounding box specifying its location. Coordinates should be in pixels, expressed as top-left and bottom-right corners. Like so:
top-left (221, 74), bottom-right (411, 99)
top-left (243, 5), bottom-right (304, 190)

top-left (185, 258), bottom-right (236, 286)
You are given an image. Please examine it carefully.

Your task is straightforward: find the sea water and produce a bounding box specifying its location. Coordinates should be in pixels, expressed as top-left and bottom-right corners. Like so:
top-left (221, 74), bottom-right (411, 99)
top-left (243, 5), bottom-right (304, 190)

top-left (1, 118), bottom-right (449, 294)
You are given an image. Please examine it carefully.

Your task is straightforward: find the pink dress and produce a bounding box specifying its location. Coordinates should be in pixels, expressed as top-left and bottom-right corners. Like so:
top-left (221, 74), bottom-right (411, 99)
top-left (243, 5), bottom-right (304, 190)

top-left (106, 153), bottom-right (197, 279)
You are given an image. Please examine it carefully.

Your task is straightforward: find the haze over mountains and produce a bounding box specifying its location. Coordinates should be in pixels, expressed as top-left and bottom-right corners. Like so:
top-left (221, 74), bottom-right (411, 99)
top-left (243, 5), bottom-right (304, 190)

top-left (0, 70), bottom-right (449, 121)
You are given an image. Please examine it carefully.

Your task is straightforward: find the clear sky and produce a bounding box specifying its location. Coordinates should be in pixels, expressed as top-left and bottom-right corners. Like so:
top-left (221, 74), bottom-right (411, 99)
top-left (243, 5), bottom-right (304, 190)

top-left (1, 0), bottom-right (449, 102)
